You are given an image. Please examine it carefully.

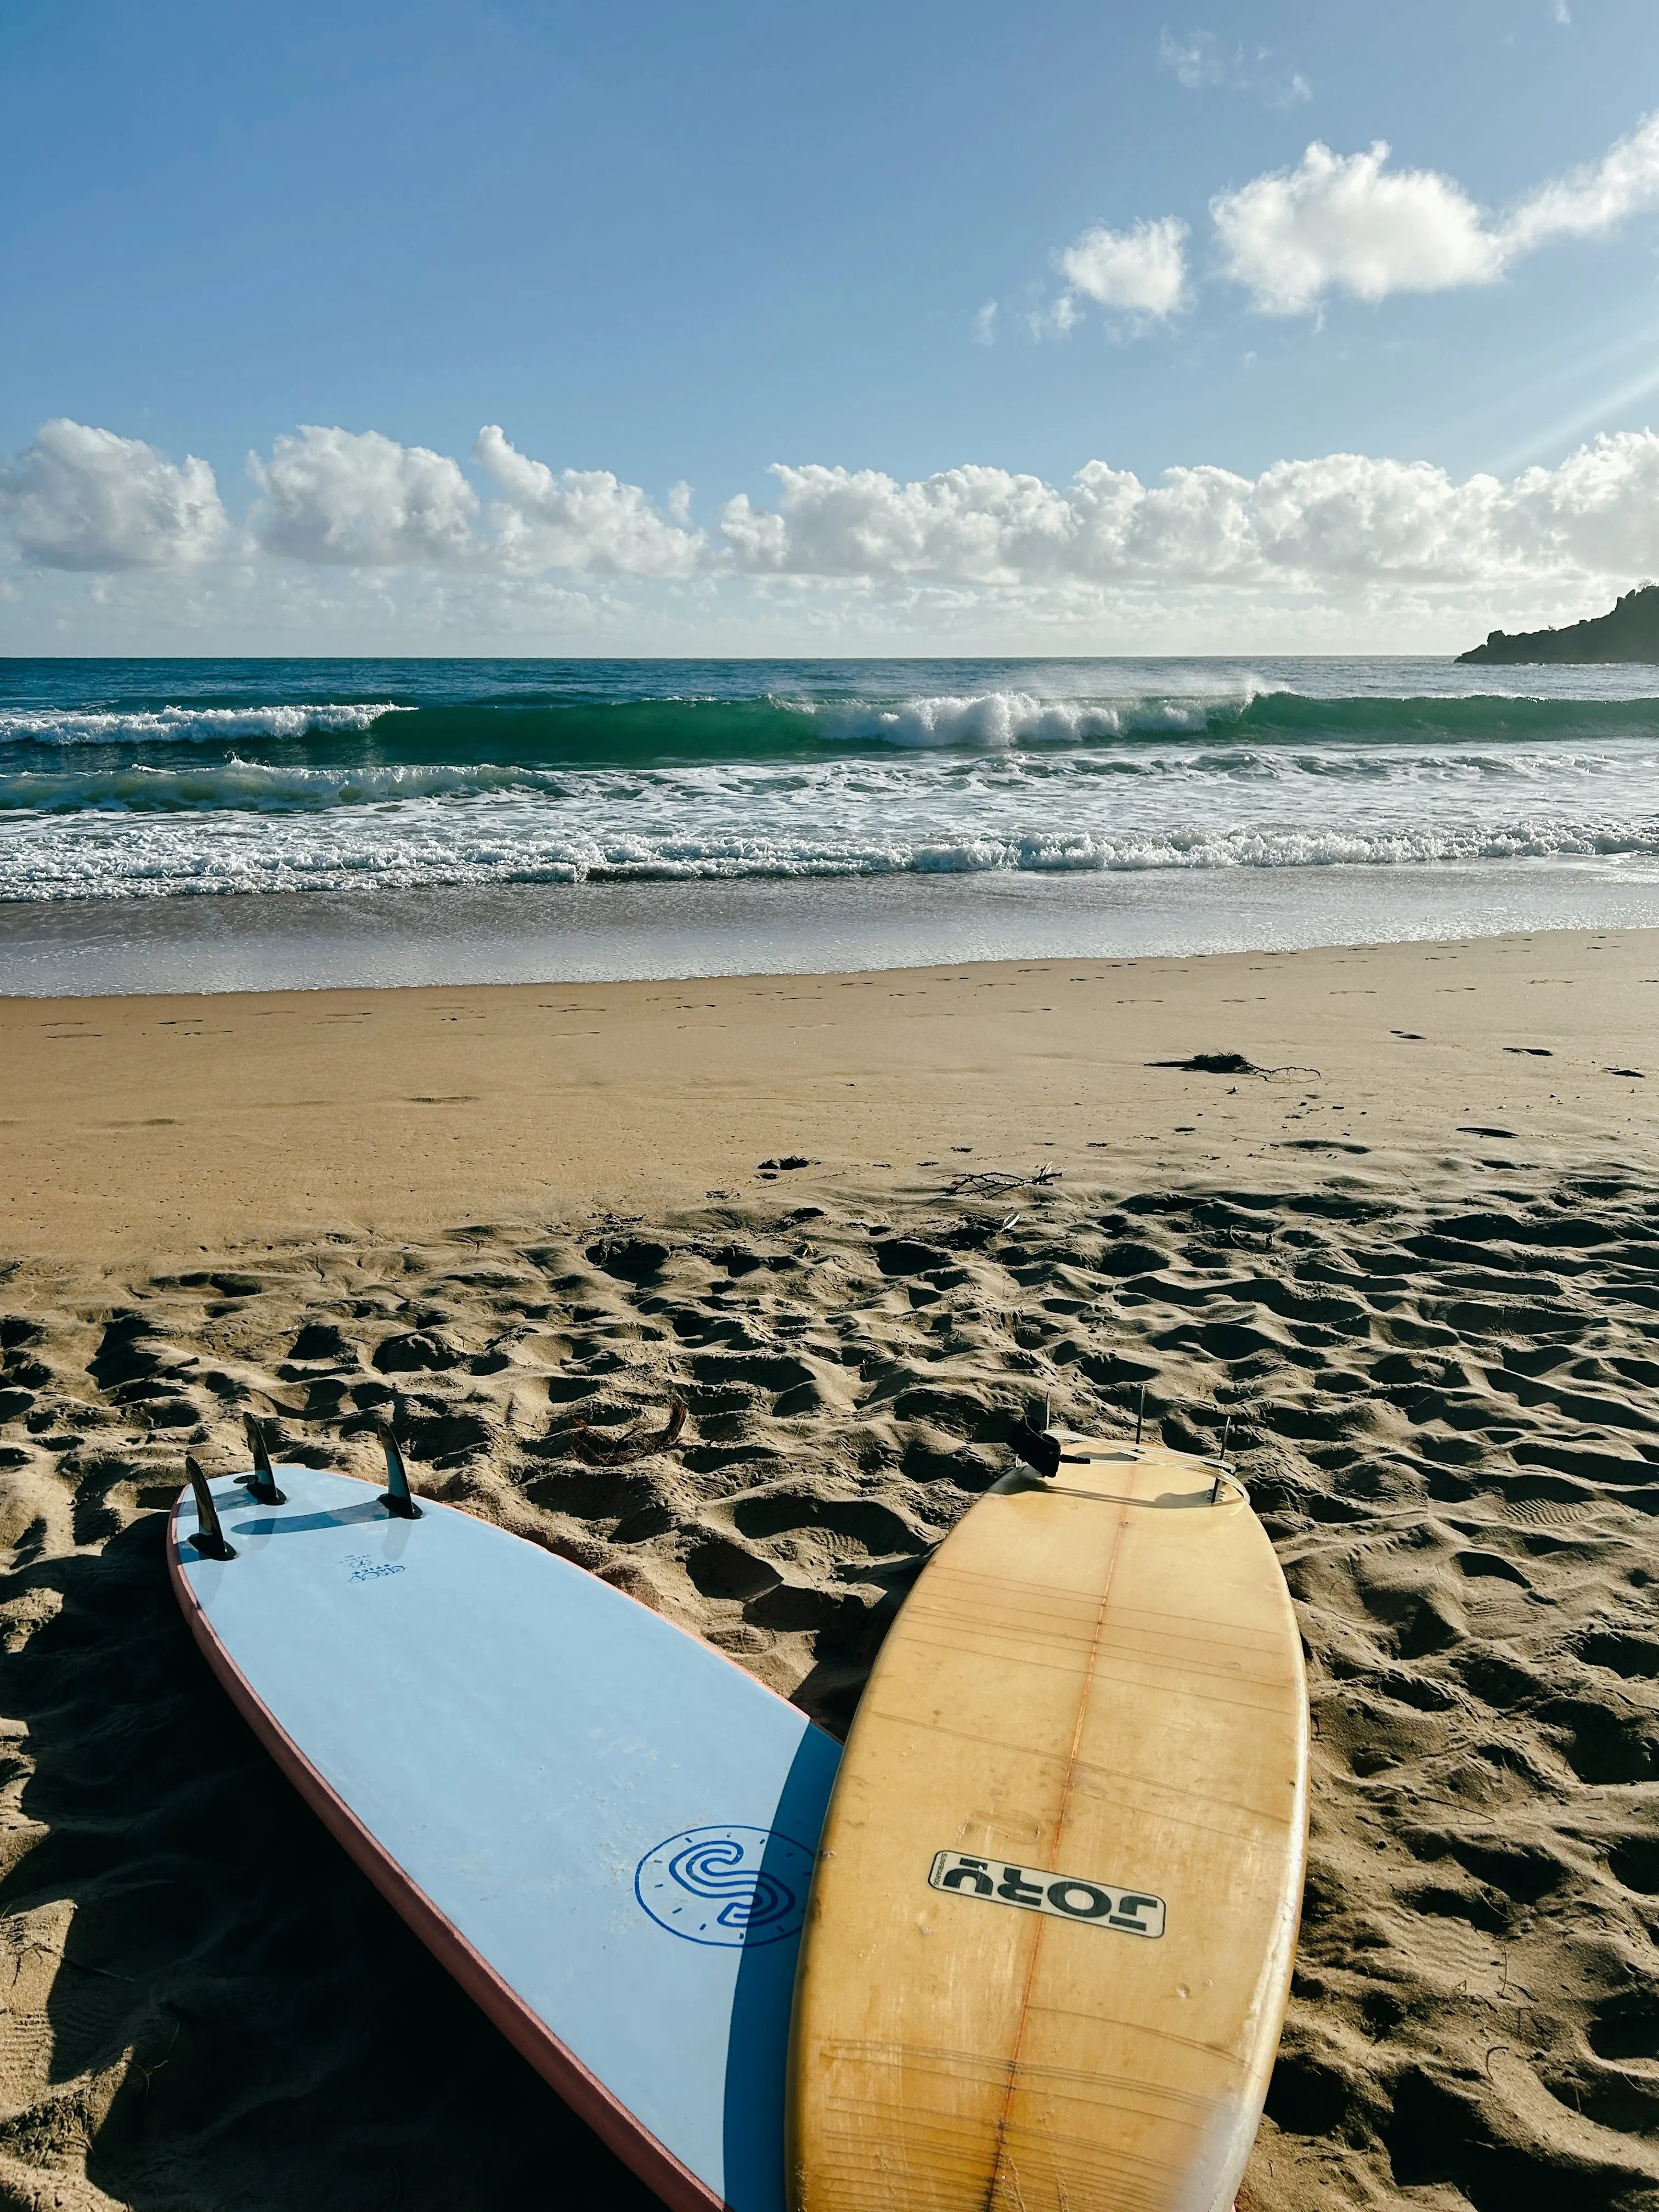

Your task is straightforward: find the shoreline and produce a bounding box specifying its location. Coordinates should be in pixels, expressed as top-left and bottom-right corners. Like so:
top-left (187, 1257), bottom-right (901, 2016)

top-left (4, 860), bottom-right (1659, 998)
top-left (2, 928), bottom-right (1656, 1266)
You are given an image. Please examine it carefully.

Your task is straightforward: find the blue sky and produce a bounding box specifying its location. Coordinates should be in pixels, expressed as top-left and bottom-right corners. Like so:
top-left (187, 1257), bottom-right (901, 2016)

top-left (7, 0), bottom-right (1659, 652)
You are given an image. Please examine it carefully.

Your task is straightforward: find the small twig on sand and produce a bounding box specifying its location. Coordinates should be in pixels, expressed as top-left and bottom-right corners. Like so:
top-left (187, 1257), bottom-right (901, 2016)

top-left (568, 1401), bottom-right (688, 1465)
top-left (947, 1165), bottom-right (1062, 1195)
top-left (1147, 1051), bottom-right (1321, 1080)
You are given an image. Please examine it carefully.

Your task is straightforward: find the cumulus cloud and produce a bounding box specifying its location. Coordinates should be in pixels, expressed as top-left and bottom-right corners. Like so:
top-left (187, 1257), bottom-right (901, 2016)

top-left (1212, 142), bottom-right (1500, 313)
top-left (1157, 28), bottom-right (1311, 107)
top-left (249, 426), bottom-right (481, 564)
top-left (473, 425), bottom-right (702, 575)
top-left (1214, 109), bottom-right (1659, 314)
top-left (0, 418), bottom-right (227, 571)
top-left (1057, 216), bottom-right (1189, 321)
top-left (17, 413), bottom-right (1659, 650)
top-left (719, 432), bottom-right (1659, 595)
top-left (241, 422), bottom-right (699, 575)
top-left (721, 464), bottom-right (1077, 581)
top-left (1501, 106), bottom-right (1659, 257)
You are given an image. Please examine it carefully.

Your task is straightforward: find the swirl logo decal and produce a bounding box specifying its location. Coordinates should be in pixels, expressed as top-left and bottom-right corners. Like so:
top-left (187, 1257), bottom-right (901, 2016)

top-left (635, 1824), bottom-right (814, 1947)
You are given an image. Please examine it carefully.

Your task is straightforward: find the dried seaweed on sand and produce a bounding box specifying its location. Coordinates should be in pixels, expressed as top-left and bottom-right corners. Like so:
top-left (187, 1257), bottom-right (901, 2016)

top-left (567, 1400), bottom-right (688, 1465)
top-left (1147, 1050), bottom-right (1321, 1079)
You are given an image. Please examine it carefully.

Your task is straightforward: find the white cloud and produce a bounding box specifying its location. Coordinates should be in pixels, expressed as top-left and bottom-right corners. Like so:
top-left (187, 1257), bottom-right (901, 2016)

top-left (0, 418), bottom-right (227, 571)
top-left (1214, 109), bottom-right (1659, 314)
top-left (720, 432), bottom-right (1659, 597)
top-left (18, 413), bottom-right (1659, 653)
top-left (1500, 107), bottom-right (1659, 256)
top-left (974, 299), bottom-right (999, 345)
top-left (473, 425), bottom-right (702, 575)
top-left (1158, 29), bottom-right (1311, 107)
top-left (1058, 216), bottom-right (1189, 320)
top-left (721, 464), bottom-right (1077, 581)
top-left (242, 422), bottom-right (700, 577)
top-left (1159, 27), bottom-right (1226, 88)
top-left (1026, 292), bottom-right (1082, 341)
top-left (1212, 141), bottom-right (1500, 313)
top-left (250, 426), bottom-right (481, 564)
top-left (1505, 426), bottom-right (1659, 576)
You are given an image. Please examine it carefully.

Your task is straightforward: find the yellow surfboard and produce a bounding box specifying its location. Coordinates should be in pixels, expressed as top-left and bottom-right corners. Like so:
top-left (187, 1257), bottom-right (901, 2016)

top-left (787, 1433), bottom-right (1308, 2212)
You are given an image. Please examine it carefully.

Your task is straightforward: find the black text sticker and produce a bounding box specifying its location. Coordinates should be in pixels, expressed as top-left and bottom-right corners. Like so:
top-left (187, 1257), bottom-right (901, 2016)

top-left (928, 1850), bottom-right (1165, 1938)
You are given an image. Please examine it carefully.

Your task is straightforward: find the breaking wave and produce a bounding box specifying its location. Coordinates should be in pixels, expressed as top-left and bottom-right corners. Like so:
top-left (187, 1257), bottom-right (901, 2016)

top-left (0, 702), bottom-right (408, 749)
top-left (5, 802), bottom-right (1659, 900)
top-left (8, 687), bottom-right (1659, 767)
top-left (4, 657), bottom-right (1659, 900)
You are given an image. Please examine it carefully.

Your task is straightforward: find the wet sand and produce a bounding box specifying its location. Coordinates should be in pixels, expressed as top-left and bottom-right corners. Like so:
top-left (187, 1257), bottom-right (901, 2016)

top-left (4, 927), bottom-right (1658, 1263)
top-left (0, 928), bottom-right (1656, 2210)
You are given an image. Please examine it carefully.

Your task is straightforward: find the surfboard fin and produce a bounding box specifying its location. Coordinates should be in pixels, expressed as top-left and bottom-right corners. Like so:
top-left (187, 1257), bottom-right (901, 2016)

top-left (1009, 1402), bottom-right (1061, 1481)
top-left (184, 1455), bottom-right (236, 1560)
top-left (376, 1424), bottom-right (424, 1519)
top-left (241, 1413), bottom-right (286, 1506)
top-left (1209, 1412), bottom-right (1235, 1503)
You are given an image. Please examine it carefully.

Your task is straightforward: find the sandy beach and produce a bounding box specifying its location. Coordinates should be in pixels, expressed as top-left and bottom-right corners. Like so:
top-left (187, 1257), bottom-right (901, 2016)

top-left (1, 926), bottom-right (1657, 2210)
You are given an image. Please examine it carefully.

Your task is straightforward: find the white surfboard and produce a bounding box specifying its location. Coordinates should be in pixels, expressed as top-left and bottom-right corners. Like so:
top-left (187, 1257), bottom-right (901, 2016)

top-left (168, 1446), bottom-right (839, 2212)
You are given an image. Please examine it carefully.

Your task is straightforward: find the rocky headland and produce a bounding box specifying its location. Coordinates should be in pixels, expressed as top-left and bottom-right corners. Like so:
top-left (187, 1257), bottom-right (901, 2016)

top-left (1459, 584), bottom-right (1659, 664)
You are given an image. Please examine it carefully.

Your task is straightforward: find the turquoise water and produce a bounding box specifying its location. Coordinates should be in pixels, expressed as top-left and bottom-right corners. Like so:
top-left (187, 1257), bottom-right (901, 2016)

top-left (5, 655), bottom-right (1659, 900)
top-left (3, 656), bottom-right (1659, 989)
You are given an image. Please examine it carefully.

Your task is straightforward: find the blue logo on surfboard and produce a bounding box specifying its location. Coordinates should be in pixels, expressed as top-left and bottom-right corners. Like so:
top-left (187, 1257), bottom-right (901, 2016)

top-left (635, 1825), bottom-right (814, 1946)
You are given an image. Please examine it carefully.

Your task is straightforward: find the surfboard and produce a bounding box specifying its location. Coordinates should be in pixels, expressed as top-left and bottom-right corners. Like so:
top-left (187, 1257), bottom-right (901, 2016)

top-left (785, 1434), bottom-right (1308, 2212)
top-left (168, 1441), bottom-right (840, 2212)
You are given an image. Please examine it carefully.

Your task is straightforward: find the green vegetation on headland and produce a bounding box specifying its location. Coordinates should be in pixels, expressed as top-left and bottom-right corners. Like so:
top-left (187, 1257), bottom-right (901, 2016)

top-left (1457, 583), bottom-right (1659, 663)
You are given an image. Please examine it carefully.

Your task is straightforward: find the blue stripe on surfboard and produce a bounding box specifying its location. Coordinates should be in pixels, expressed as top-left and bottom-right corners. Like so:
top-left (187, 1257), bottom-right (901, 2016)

top-left (174, 1466), bottom-right (839, 2212)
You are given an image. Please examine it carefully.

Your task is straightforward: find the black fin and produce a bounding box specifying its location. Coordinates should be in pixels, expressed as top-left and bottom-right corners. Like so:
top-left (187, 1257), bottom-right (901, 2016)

top-left (184, 1455), bottom-right (236, 1560)
top-left (1010, 1402), bottom-right (1062, 1481)
top-left (242, 1413), bottom-right (286, 1505)
top-left (1210, 1410), bottom-right (1235, 1503)
top-left (377, 1424), bottom-right (424, 1520)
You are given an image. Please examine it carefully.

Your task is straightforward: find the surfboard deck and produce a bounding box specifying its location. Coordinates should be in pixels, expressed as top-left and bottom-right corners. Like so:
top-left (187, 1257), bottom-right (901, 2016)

top-left (785, 1436), bottom-right (1308, 2212)
top-left (169, 1462), bottom-right (840, 2212)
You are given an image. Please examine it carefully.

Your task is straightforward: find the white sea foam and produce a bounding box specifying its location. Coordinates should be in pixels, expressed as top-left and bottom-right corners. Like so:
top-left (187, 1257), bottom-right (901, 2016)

top-left (3, 787), bottom-right (1657, 899)
top-left (798, 690), bottom-right (1231, 748)
top-left (3, 739), bottom-right (1644, 820)
top-left (4, 664), bottom-right (1659, 900)
top-left (0, 703), bottom-right (408, 747)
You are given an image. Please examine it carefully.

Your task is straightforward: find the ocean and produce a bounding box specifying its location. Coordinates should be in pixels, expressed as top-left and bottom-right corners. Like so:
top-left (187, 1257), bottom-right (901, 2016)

top-left (4, 655), bottom-right (1659, 991)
